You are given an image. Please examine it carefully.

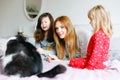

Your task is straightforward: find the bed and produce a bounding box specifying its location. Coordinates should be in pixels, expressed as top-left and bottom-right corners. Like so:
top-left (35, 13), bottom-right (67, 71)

top-left (0, 59), bottom-right (120, 80)
top-left (0, 25), bottom-right (120, 80)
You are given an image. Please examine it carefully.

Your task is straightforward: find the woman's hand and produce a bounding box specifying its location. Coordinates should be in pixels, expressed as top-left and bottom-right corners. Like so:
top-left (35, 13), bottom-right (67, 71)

top-left (46, 54), bottom-right (60, 62)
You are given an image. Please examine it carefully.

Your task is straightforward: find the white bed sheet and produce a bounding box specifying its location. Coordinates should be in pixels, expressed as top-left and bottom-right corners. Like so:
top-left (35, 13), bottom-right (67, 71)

top-left (0, 60), bottom-right (120, 80)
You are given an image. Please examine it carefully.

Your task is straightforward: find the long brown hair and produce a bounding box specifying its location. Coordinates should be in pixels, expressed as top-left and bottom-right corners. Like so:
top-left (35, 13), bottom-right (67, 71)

top-left (88, 5), bottom-right (113, 38)
top-left (34, 12), bottom-right (54, 43)
top-left (53, 16), bottom-right (79, 59)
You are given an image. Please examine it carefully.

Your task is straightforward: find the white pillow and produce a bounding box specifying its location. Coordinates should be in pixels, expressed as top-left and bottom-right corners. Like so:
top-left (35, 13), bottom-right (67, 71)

top-left (109, 37), bottom-right (120, 61)
top-left (26, 37), bottom-right (35, 46)
top-left (0, 38), bottom-right (8, 56)
top-left (74, 26), bottom-right (92, 57)
top-left (110, 37), bottom-right (120, 51)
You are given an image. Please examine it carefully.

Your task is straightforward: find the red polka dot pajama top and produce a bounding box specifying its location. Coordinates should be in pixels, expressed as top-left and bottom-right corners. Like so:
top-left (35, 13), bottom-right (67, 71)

top-left (69, 30), bottom-right (110, 70)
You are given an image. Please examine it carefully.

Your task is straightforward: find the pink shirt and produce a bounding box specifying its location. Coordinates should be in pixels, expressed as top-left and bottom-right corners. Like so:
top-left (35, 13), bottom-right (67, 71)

top-left (69, 30), bottom-right (110, 70)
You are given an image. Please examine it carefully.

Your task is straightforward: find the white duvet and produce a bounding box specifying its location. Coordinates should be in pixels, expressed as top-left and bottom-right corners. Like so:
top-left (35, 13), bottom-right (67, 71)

top-left (0, 60), bottom-right (120, 80)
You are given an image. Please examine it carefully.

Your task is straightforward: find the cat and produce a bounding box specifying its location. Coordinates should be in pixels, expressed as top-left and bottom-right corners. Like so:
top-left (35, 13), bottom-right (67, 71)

top-left (2, 35), bottom-right (66, 77)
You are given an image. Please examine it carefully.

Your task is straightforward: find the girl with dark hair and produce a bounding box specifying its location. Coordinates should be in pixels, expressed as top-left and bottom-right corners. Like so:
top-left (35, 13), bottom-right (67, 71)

top-left (34, 12), bottom-right (56, 60)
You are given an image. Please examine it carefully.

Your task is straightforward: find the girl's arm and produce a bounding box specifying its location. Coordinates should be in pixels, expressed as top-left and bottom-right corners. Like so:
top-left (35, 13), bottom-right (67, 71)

top-left (86, 32), bottom-right (108, 69)
top-left (35, 42), bottom-right (57, 60)
top-left (37, 47), bottom-right (57, 60)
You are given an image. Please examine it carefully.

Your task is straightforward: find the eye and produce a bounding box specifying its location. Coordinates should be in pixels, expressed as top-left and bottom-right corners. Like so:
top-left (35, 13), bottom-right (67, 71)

top-left (61, 26), bottom-right (64, 28)
top-left (45, 21), bottom-right (47, 23)
top-left (61, 26), bottom-right (64, 29)
top-left (41, 21), bottom-right (44, 24)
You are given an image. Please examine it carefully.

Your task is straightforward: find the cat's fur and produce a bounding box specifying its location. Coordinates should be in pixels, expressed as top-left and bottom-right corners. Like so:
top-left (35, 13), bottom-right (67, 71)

top-left (2, 35), bottom-right (66, 77)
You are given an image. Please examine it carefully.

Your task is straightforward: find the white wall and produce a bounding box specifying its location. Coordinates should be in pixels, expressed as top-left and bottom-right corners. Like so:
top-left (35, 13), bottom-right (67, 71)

top-left (42, 0), bottom-right (120, 25)
top-left (0, 0), bottom-right (120, 38)
top-left (0, 0), bottom-right (37, 37)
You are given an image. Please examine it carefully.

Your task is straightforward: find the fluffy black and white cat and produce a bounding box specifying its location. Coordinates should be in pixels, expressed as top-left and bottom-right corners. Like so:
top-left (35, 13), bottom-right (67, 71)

top-left (2, 35), bottom-right (66, 77)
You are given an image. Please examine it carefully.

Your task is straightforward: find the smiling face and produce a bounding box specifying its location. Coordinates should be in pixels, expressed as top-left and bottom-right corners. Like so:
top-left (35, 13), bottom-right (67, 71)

top-left (41, 16), bottom-right (51, 31)
top-left (55, 21), bottom-right (67, 39)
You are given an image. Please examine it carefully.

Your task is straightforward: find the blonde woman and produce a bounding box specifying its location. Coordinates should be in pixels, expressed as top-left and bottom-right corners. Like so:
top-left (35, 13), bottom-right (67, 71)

top-left (69, 5), bottom-right (113, 70)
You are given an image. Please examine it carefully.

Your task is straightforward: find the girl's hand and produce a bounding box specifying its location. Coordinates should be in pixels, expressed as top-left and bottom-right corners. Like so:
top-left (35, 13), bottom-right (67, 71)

top-left (37, 48), bottom-right (44, 55)
top-left (46, 54), bottom-right (60, 62)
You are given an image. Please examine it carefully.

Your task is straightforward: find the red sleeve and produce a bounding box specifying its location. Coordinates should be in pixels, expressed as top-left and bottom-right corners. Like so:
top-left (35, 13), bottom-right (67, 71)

top-left (86, 32), bottom-right (105, 69)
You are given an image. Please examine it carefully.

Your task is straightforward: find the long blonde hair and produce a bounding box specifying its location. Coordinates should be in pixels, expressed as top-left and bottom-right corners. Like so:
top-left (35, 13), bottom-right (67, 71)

top-left (88, 5), bottom-right (113, 38)
top-left (53, 16), bottom-right (78, 59)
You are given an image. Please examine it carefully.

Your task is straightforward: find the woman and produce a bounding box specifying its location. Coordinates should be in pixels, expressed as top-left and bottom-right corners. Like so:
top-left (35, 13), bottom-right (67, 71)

top-left (47, 16), bottom-right (88, 62)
